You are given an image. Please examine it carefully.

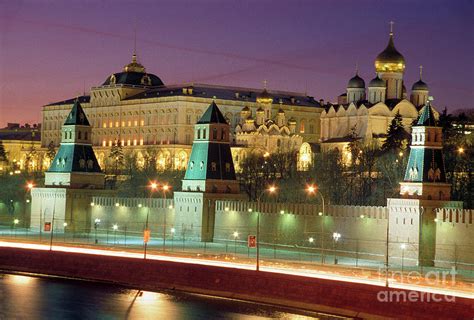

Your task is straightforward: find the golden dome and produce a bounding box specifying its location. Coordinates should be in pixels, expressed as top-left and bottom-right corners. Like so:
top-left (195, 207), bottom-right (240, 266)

top-left (374, 33), bottom-right (405, 73)
top-left (256, 88), bottom-right (273, 104)
top-left (123, 54), bottom-right (146, 73)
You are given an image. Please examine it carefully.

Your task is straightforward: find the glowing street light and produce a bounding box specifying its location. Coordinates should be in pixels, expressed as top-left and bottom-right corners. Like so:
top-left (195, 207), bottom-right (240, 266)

top-left (309, 237), bottom-right (314, 243)
top-left (233, 231), bottom-right (239, 254)
top-left (458, 147), bottom-right (464, 154)
top-left (332, 232), bottom-right (341, 264)
top-left (26, 182), bottom-right (34, 190)
top-left (13, 219), bottom-right (19, 225)
top-left (400, 243), bottom-right (407, 272)
top-left (255, 185), bottom-right (277, 271)
top-left (94, 218), bottom-right (101, 244)
top-left (306, 184), bottom-right (326, 264)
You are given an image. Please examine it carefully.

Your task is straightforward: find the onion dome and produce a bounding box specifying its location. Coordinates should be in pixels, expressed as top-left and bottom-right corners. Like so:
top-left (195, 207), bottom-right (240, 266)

top-left (256, 107), bottom-right (264, 113)
top-left (347, 74), bottom-right (365, 89)
top-left (412, 79), bottom-right (428, 91)
top-left (257, 88), bottom-right (273, 104)
top-left (375, 31), bottom-right (406, 73)
top-left (368, 75), bottom-right (386, 87)
top-left (278, 108), bottom-right (285, 114)
top-left (288, 117), bottom-right (296, 124)
top-left (241, 106), bottom-right (250, 112)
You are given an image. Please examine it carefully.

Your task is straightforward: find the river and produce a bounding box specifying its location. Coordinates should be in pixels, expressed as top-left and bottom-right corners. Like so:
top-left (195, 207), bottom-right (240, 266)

top-left (0, 273), bottom-right (349, 319)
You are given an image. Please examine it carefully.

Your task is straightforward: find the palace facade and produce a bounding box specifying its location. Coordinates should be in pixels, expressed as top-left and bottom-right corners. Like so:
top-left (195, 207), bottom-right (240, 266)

top-left (40, 54), bottom-right (322, 171)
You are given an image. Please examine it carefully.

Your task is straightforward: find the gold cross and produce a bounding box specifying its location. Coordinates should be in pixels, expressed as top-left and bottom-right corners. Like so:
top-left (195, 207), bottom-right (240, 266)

top-left (389, 21), bottom-right (394, 34)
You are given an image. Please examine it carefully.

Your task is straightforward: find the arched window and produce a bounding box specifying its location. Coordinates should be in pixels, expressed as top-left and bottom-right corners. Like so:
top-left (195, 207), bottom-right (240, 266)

top-left (221, 129), bottom-right (226, 140)
top-left (197, 129), bottom-right (201, 140)
top-left (203, 128), bottom-right (207, 139)
top-left (212, 128), bottom-right (218, 139)
top-left (78, 131), bottom-right (82, 139)
top-left (300, 120), bottom-right (305, 133)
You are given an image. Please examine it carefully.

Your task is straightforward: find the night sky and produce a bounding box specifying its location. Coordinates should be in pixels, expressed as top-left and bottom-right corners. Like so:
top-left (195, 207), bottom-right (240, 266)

top-left (0, 0), bottom-right (473, 126)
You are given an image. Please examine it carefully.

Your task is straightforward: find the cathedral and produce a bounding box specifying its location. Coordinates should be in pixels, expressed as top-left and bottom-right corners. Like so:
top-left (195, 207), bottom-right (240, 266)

top-left (320, 25), bottom-right (438, 154)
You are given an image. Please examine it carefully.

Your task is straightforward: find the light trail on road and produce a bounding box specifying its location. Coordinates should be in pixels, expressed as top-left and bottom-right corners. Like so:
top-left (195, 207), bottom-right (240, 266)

top-left (0, 240), bottom-right (471, 299)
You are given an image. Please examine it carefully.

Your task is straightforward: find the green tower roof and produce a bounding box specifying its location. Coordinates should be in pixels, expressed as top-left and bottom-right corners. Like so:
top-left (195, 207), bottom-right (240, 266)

top-left (416, 103), bottom-right (436, 126)
top-left (64, 99), bottom-right (90, 126)
top-left (197, 101), bottom-right (228, 124)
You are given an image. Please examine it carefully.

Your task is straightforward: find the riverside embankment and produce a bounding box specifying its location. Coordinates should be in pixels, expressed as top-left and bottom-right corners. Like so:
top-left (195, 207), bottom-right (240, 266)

top-left (0, 245), bottom-right (472, 319)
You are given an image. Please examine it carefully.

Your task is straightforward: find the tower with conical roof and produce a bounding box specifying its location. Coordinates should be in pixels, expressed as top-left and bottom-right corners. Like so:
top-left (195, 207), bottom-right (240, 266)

top-left (387, 99), bottom-right (461, 267)
top-left (399, 100), bottom-right (450, 200)
top-left (31, 101), bottom-right (112, 234)
top-left (45, 99), bottom-right (104, 188)
top-left (375, 22), bottom-right (406, 100)
top-left (174, 101), bottom-right (243, 242)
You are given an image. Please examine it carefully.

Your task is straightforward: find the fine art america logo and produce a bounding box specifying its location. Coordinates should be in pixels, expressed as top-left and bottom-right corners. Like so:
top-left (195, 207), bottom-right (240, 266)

top-left (377, 267), bottom-right (458, 303)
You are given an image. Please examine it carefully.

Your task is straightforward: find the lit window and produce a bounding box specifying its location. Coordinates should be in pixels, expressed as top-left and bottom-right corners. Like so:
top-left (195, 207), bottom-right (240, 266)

top-left (109, 121), bottom-right (113, 128)
top-left (121, 121), bottom-right (125, 127)
top-left (121, 140), bottom-right (125, 146)
top-left (134, 120), bottom-right (138, 126)
top-left (128, 121), bottom-right (131, 127)
top-left (108, 140), bottom-right (112, 147)
top-left (139, 139), bottom-right (143, 145)
top-left (103, 123), bottom-right (107, 128)
top-left (133, 139), bottom-right (137, 146)
top-left (127, 140), bottom-right (131, 146)
top-left (300, 120), bottom-right (305, 133)
top-left (140, 120), bottom-right (144, 126)
top-left (102, 140), bottom-right (106, 147)
top-left (115, 122), bottom-right (119, 127)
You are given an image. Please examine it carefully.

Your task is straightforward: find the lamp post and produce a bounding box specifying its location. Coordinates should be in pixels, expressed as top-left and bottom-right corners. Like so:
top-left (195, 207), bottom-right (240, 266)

top-left (400, 243), bottom-right (406, 273)
top-left (145, 182), bottom-right (158, 259)
top-left (256, 185), bottom-right (277, 272)
top-left (13, 219), bottom-right (19, 237)
top-left (94, 218), bottom-right (100, 244)
top-left (162, 184), bottom-right (170, 253)
top-left (170, 227), bottom-right (175, 251)
top-left (233, 231), bottom-right (239, 254)
top-left (113, 224), bottom-right (118, 244)
top-left (63, 222), bottom-right (68, 242)
top-left (309, 237), bottom-right (314, 262)
top-left (332, 232), bottom-right (341, 264)
top-left (306, 185), bottom-right (326, 264)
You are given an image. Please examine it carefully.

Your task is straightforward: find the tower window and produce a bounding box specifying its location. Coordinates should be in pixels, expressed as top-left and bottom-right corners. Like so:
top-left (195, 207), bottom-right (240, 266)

top-left (85, 132), bottom-right (88, 140)
top-left (225, 163), bottom-right (231, 172)
top-left (197, 129), bottom-right (201, 140)
top-left (213, 128), bottom-right (218, 139)
top-left (190, 161), bottom-right (194, 170)
top-left (200, 161), bottom-right (204, 170)
top-left (78, 131), bottom-right (82, 139)
top-left (221, 129), bottom-right (225, 140)
top-left (203, 128), bottom-right (207, 139)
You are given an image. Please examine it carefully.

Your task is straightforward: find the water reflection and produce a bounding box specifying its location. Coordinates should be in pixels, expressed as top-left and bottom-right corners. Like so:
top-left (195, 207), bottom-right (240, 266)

top-left (0, 273), bottom-right (348, 319)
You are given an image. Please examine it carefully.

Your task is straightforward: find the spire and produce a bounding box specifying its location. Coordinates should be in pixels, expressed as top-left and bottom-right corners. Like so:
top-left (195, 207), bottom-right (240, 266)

top-left (197, 101), bottom-right (228, 124)
top-left (416, 97), bottom-right (436, 126)
top-left (64, 100), bottom-right (90, 126)
top-left (389, 21), bottom-right (394, 36)
top-left (419, 65), bottom-right (423, 80)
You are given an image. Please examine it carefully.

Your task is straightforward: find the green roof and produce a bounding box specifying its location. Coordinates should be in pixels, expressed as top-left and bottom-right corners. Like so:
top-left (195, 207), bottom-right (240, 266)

top-left (48, 144), bottom-right (102, 173)
top-left (197, 101), bottom-right (228, 124)
top-left (416, 103), bottom-right (436, 126)
top-left (64, 100), bottom-right (90, 126)
top-left (404, 148), bottom-right (446, 183)
top-left (184, 143), bottom-right (236, 181)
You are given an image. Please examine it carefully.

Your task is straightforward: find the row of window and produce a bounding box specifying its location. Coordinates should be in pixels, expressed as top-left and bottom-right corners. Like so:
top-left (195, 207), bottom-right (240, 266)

top-left (189, 161), bottom-right (231, 172)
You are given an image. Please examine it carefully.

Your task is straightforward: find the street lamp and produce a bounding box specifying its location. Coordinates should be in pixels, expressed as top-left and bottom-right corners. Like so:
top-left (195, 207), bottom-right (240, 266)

top-left (332, 232), bottom-right (341, 264)
top-left (145, 181), bottom-right (158, 259)
top-left (256, 185), bottom-right (277, 271)
top-left (458, 147), bottom-right (464, 154)
top-left (13, 218), bottom-right (19, 237)
top-left (94, 218), bottom-right (101, 244)
top-left (400, 243), bottom-right (406, 273)
top-left (162, 184), bottom-right (170, 253)
top-left (113, 224), bottom-right (118, 244)
top-left (306, 184), bottom-right (326, 264)
top-left (171, 227), bottom-right (176, 251)
top-left (233, 231), bottom-right (239, 254)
